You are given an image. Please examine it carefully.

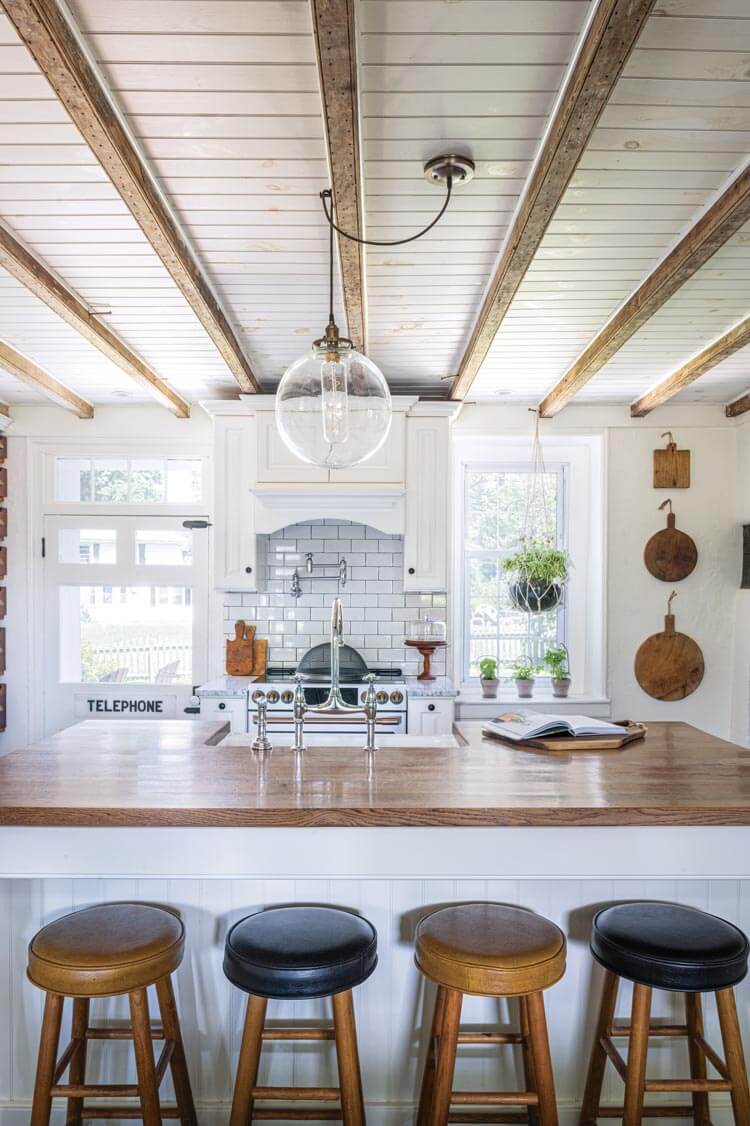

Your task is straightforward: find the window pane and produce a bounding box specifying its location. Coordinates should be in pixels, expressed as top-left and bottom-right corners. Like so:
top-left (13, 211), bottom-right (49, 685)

top-left (167, 459), bottom-right (202, 502)
top-left (92, 459), bottom-right (129, 503)
top-left (59, 528), bottom-right (116, 565)
top-left (129, 459), bottom-right (165, 503)
top-left (55, 458), bottom-right (92, 502)
top-left (466, 470), bottom-right (557, 551)
top-left (60, 585), bottom-right (192, 684)
top-left (135, 528), bottom-right (193, 566)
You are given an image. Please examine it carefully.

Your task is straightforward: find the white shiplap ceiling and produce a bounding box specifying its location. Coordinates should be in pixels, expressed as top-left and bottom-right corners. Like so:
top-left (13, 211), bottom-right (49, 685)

top-left (0, 0), bottom-right (748, 414)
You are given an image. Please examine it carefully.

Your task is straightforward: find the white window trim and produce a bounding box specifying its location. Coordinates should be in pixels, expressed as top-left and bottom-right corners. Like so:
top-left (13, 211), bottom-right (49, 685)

top-left (452, 434), bottom-right (607, 703)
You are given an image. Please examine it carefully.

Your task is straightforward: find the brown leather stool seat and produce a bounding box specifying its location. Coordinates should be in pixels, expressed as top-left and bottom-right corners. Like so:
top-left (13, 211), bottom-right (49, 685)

top-left (27, 901), bottom-right (195, 1126)
top-left (415, 902), bottom-right (566, 1126)
top-left (28, 901), bottom-right (185, 997)
top-left (416, 901), bottom-right (566, 996)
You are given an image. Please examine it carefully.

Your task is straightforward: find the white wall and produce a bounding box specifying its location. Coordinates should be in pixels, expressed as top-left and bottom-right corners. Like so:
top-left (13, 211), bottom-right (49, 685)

top-left (455, 403), bottom-right (743, 738)
top-left (731, 417), bottom-right (750, 746)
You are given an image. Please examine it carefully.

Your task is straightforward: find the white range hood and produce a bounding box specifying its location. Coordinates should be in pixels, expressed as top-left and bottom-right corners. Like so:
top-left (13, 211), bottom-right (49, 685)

top-left (251, 484), bottom-right (406, 536)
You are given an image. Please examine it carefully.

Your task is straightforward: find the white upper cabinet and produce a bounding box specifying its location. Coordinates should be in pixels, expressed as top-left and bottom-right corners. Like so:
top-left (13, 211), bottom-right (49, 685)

top-left (403, 412), bottom-right (451, 591)
top-left (212, 414), bottom-right (257, 591)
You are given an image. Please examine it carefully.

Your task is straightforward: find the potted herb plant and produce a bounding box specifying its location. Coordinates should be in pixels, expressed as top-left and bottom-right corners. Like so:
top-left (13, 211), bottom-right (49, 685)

top-left (543, 643), bottom-right (571, 698)
top-left (478, 656), bottom-right (499, 699)
top-left (510, 657), bottom-right (538, 699)
top-left (501, 539), bottom-right (570, 613)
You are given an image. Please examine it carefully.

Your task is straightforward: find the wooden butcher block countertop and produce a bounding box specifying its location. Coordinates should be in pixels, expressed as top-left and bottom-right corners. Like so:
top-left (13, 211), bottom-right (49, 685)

top-left (0, 719), bottom-right (748, 827)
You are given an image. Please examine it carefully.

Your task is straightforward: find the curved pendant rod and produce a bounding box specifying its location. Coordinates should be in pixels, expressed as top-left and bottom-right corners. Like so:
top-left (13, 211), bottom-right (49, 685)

top-left (320, 178), bottom-right (453, 248)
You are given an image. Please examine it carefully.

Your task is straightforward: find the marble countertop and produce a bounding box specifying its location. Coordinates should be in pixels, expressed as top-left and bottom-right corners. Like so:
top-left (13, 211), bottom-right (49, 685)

top-left (197, 675), bottom-right (255, 698)
top-left (405, 676), bottom-right (459, 698)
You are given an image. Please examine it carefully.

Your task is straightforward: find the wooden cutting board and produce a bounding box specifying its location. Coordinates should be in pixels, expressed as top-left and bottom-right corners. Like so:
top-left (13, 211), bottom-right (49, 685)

top-left (635, 592), bottom-right (704, 701)
top-left (251, 638), bottom-right (267, 678)
top-left (226, 620), bottom-right (256, 676)
top-left (643, 500), bottom-right (697, 582)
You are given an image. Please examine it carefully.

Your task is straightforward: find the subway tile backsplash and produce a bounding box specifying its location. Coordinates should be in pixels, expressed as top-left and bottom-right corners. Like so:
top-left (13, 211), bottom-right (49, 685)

top-left (223, 519), bottom-right (447, 676)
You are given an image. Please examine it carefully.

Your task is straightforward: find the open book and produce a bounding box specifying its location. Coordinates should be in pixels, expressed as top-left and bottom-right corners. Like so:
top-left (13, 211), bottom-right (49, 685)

top-left (483, 711), bottom-right (629, 743)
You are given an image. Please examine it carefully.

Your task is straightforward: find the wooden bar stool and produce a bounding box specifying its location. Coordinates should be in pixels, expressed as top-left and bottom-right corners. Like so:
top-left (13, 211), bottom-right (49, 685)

top-left (27, 901), bottom-right (196, 1125)
top-left (580, 901), bottom-right (750, 1124)
top-left (224, 904), bottom-right (378, 1126)
top-left (415, 902), bottom-right (566, 1126)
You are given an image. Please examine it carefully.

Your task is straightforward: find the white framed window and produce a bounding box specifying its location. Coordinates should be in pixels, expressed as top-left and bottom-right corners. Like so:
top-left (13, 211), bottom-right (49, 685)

top-left (42, 447), bottom-right (208, 516)
top-left (453, 435), bottom-right (606, 701)
top-left (463, 464), bottom-right (568, 679)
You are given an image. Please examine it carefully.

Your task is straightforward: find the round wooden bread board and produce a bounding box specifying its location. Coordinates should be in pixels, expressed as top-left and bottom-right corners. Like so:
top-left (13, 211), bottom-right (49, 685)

top-left (644, 510), bottom-right (697, 582)
top-left (635, 611), bottom-right (704, 701)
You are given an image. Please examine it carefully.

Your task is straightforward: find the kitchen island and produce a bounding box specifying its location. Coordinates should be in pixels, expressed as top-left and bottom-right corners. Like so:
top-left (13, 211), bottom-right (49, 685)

top-left (0, 719), bottom-right (748, 1123)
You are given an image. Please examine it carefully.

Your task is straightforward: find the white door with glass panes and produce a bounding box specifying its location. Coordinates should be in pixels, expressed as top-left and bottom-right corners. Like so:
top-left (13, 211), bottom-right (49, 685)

top-left (42, 453), bottom-right (209, 734)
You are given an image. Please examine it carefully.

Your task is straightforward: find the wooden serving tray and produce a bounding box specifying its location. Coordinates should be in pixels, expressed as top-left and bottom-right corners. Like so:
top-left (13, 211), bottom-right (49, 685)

top-left (483, 721), bottom-right (647, 753)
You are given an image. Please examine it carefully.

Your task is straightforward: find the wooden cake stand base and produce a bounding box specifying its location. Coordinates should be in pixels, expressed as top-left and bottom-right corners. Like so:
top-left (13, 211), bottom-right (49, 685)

top-left (404, 639), bottom-right (447, 681)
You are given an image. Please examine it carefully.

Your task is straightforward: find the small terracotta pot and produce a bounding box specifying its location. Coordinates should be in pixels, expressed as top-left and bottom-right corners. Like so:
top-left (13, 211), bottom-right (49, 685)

top-left (515, 678), bottom-right (534, 699)
top-left (551, 677), bottom-right (571, 699)
top-left (480, 677), bottom-right (499, 699)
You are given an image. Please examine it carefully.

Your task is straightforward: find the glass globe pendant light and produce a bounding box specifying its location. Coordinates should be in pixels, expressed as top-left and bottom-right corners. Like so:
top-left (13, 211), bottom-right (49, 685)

top-left (276, 154), bottom-right (475, 470)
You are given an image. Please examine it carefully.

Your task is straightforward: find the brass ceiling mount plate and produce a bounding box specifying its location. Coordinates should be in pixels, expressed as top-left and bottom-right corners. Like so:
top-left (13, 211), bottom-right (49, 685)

top-left (423, 154), bottom-right (475, 186)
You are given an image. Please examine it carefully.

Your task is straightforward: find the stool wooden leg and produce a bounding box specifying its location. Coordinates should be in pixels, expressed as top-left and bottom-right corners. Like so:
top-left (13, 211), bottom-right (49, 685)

top-left (230, 993), bottom-right (268, 1126)
top-left (715, 987), bottom-right (750, 1125)
top-left (520, 995), bottom-right (539, 1126)
top-left (579, 970), bottom-right (619, 1126)
top-left (430, 987), bottom-right (462, 1126)
top-left (129, 987), bottom-right (163, 1126)
top-left (525, 990), bottom-right (558, 1126)
top-left (685, 993), bottom-right (711, 1126)
top-left (66, 997), bottom-right (90, 1126)
top-left (333, 989), bottom-right (366, 1126)
top-left (622, 983), bottom-right (651, 1126)
top-left (417, 986), bottom-right (447, 1126)
top-left (156, 975), bottom-right (197, 1126)
top-left (30, 992), bottom-right (64, 1126)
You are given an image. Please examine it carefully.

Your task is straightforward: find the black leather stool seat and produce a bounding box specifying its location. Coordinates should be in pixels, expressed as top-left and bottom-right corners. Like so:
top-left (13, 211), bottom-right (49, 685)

top-left (223, 906), bottom-right (378, 999)
top-left (592, 902), bottom-right (749, 993)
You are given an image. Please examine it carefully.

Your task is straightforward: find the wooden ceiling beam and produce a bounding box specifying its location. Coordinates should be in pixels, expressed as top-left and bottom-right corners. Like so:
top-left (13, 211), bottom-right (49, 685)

top-left (540, 162), bottom-right (750, 417)
top-left (311, 0), bottom-right (365, 352)
top-left (726, 390), bottom-right (750, 418)
top-left (0, 226), bottom-right (190, 417)
top-left (450, 0), bottom-right (656, 401)
top-left (3, 0), bottom-right (260, 393)
top-left (630, 317), bottom-right (750, 417)
top-left (0, 338), bottom-right (93, 417)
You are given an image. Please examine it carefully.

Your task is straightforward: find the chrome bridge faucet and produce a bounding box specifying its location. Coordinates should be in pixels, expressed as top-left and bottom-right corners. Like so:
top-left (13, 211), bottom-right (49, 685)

top-left (295, 597), bottom-right (379, 753)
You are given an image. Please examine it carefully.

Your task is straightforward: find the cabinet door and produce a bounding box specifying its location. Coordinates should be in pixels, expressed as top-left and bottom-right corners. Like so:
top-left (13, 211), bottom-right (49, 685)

top-left (403, 417), bottom-right (448, 590)
top-left (214, 417), bottom-right (257, 590)
top-left (256, 411), bottom-right (328, 484)
top-left (408, 698), bottom-right (454, 735)
top-left (328, 414), bottom-right (406, 484)
top-left (200, 696), bottom-right (248, 734)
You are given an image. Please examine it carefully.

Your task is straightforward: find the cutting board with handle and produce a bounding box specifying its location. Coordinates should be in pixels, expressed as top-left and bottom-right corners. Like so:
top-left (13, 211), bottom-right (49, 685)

top-left (226, 620), bottom-right (256, 676)
top-left (644, 499), bottom-right (697, 582)
top-left (634, 591), bottom-right (704, 701)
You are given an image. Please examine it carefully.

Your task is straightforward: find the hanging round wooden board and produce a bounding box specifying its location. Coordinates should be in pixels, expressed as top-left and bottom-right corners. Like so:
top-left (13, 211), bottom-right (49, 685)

top-left (643, 501), bottom-right (697, 582)
top-left (634, 592), bottom-right (704, 701)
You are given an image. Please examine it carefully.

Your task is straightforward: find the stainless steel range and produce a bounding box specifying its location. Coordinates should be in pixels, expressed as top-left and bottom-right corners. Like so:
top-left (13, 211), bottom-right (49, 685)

top-left (248, 663), bottom-right (408, 736)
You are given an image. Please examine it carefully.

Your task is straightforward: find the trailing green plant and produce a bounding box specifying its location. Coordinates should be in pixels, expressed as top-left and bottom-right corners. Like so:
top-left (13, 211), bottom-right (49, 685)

top-left (501, 539), bottom-right (570, 586)
top-left (478, 656), bottom-right (498, 681)
top-left (543, 644), bottom-right (570, 681)
top-left (509, 657), bottom-right (539, 681)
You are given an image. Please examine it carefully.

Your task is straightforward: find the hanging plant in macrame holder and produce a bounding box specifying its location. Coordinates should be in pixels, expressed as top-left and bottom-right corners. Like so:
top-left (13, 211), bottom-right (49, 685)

top-left (501, 412), bottom-right (571, 613)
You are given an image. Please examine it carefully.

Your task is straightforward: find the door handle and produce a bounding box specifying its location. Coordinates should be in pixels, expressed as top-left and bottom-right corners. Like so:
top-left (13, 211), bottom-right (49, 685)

top-left (183, 705), bottom-right (200, 714)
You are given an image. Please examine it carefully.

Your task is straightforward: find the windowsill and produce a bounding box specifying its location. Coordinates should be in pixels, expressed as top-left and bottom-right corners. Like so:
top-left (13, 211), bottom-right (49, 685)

top-left (456, 692), bottom-right (612, 719)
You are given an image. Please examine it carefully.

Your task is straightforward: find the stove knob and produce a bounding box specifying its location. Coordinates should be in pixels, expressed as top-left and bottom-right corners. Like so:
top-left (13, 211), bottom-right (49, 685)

top-left (360, 691), bottom-right (368, 704)
top-left (251, 690), bottom-right (265, 703)
top-left (376, 691), bottom-right (389, 704)
top-left (266, 690), bottom-right (280, 704)
top-left (390, 690), bottom-right (404, 705)
top-left (281, 690), bottom-right (294, 704)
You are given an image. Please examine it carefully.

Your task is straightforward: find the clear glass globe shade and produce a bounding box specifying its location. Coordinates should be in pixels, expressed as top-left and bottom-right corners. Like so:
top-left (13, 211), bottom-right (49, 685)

top-left (275, 345), bottom-right (392, 469)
